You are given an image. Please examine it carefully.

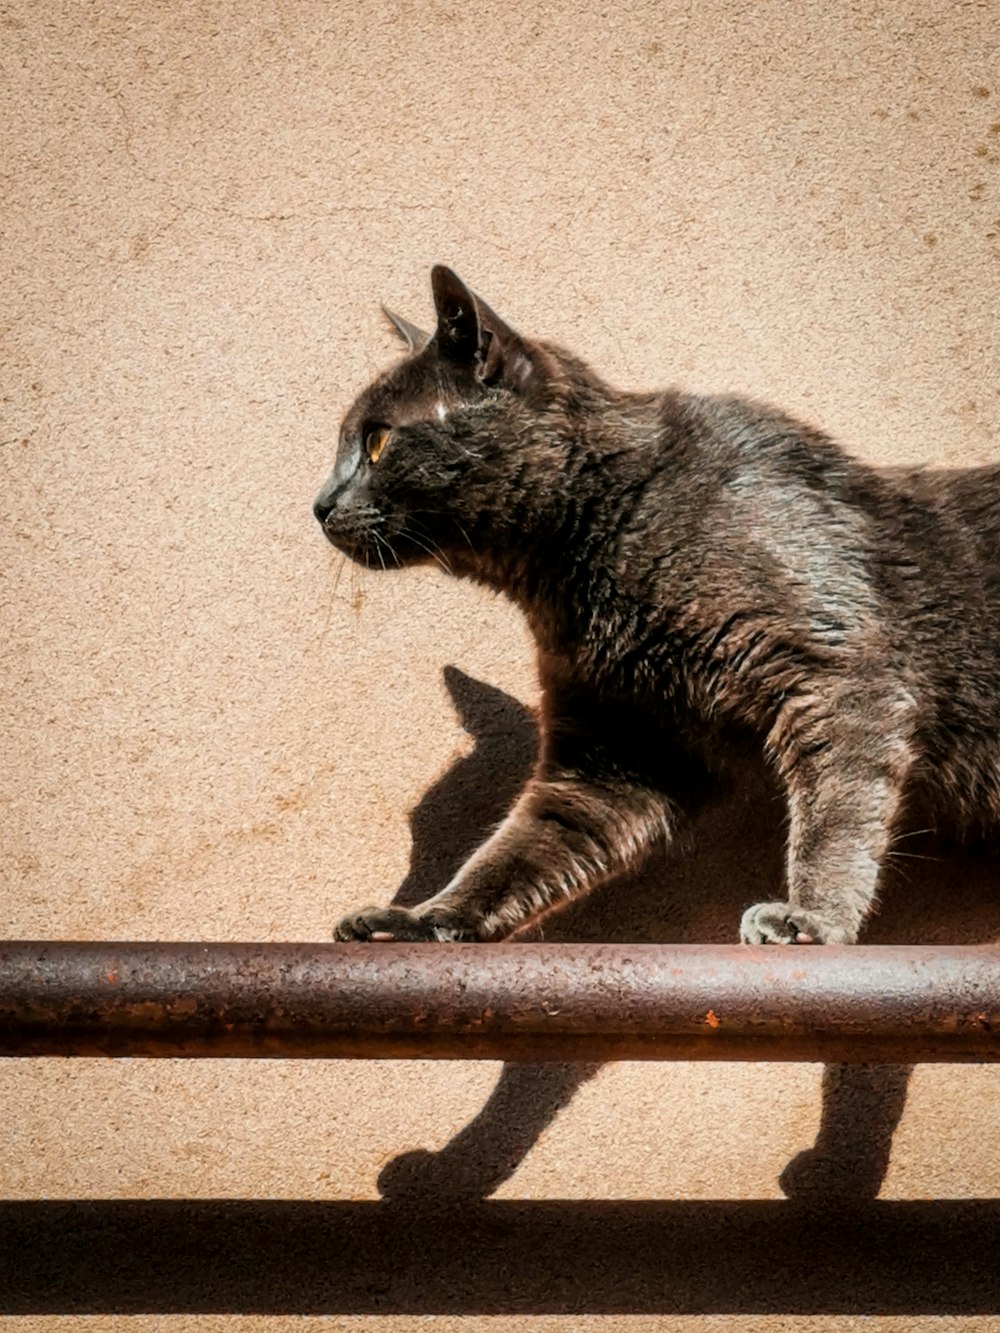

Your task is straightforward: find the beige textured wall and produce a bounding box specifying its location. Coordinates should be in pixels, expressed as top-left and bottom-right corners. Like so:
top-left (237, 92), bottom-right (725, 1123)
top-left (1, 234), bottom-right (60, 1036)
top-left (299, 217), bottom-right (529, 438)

top-left (2, 0), bottom-right (999, 1327)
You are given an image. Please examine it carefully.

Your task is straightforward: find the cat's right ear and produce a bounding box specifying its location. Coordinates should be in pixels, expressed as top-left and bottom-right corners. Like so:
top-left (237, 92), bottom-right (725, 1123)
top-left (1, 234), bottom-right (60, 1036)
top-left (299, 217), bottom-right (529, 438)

top-left (382, 306), bottom-right (430, 355)
top-left (430, 266), bottom-right (483, 361)
top-left (430, 265), bottom-right (535, 392)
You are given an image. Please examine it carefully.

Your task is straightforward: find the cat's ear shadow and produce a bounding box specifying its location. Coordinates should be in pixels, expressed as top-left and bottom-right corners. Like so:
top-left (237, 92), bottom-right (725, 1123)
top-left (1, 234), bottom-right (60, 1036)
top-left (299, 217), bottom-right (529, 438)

top-left (391, 666), bottom-right (538, 910)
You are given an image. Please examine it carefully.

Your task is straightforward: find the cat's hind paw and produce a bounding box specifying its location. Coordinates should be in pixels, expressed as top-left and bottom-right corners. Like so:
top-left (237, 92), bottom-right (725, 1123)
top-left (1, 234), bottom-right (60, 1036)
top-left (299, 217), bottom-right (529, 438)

top-left (334, 904), bottom-right (440, 943)
top-left (740, 902), bottom-right (854, 945)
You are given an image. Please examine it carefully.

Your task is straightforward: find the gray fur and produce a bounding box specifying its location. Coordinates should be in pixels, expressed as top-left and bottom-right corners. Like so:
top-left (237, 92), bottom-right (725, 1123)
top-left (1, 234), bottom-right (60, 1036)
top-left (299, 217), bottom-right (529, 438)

top-left (315, 266), bottom-right (1000, 946)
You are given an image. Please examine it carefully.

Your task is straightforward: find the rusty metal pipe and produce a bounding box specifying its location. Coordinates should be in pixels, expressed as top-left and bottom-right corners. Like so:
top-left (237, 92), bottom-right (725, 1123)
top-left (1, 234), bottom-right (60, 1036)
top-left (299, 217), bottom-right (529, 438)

top-left (0, 941), bottom-right (997, 1063)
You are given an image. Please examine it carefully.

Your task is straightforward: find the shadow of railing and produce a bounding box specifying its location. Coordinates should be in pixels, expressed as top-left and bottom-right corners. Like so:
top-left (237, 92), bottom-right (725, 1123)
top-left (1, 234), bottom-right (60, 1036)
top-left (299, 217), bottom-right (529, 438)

top-left (3, 1197), bottom-right (998, 1314)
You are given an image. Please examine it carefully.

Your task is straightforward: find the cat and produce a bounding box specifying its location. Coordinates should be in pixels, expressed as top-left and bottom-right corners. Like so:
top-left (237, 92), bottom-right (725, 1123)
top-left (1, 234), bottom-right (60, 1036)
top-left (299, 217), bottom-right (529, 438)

top-left (314, 265), bottom-right (1000, 947)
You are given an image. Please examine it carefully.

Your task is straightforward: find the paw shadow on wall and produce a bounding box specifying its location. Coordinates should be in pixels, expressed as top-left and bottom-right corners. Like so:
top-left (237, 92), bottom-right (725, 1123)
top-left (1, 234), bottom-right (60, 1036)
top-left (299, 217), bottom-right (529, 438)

top-left (380, 667), bottom-right (1000, 1207)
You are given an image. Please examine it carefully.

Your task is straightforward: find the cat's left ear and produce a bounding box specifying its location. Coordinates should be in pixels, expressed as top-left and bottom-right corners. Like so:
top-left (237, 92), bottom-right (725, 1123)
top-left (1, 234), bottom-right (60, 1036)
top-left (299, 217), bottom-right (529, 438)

top-left (382, 306), bottom-right (430, 354)
top-left (430, 265), bottom-right (534, 391)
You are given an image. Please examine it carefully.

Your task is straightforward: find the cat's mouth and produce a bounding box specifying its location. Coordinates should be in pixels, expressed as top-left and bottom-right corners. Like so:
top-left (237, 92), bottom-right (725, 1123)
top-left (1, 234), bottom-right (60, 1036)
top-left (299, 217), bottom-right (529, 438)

top-left (314, 491), bottom-right (391, 565)
top-left (318, 519), bottom-right (398, 571)
top-left (317, 519), bottom-right (345, 550)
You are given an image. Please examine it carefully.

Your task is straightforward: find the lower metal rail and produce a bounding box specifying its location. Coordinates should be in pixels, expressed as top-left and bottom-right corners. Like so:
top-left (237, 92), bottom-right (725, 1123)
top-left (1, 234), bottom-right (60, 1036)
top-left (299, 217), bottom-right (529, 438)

top-left (1, 941), bottom-right (997, 1062)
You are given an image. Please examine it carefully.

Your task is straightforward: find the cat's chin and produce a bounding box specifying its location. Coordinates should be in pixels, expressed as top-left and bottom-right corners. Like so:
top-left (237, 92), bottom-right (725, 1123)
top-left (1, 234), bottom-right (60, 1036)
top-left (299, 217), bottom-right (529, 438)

top-left (324, 537), bottom-right (428, 574)
top-left (319, 528), bottom-right (385, 568)
top-left (323, 530), bottom-right (447, 574)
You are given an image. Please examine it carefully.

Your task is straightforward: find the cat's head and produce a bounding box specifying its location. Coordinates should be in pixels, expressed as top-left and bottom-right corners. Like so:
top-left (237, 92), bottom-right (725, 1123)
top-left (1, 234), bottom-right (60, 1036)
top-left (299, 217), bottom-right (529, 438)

top-left (313, 267), bottom-right (569, 573)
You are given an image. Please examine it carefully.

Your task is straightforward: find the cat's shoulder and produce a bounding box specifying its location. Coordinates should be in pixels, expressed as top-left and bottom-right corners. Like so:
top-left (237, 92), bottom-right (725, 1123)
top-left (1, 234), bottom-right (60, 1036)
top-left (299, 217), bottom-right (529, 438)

top-left (648, 387), bottom-right (859, 490)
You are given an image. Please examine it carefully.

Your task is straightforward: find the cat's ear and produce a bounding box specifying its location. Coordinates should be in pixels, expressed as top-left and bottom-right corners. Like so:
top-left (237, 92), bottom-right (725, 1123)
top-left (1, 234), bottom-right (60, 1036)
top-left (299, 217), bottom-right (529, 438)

top-left (430, 265), bottom-right (534, 391)
top-left (430, 266), bottom-right (482, 358)
top-left (382, 306), bottom-right (430, 354)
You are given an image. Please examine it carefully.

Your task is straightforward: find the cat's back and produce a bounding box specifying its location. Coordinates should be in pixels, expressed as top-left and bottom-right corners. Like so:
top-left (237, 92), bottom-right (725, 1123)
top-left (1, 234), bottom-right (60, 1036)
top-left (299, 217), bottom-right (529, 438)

top-left (640, 389), bottom-right (871, 523)
top-left (603, 389), bottom-right (1000, 688)
top-left (614, 389), bottom-right (881, 614)
top-left (636, 391), bottom-right (1000, 610)
top-left (879, 461), bottom-right (1000, 579)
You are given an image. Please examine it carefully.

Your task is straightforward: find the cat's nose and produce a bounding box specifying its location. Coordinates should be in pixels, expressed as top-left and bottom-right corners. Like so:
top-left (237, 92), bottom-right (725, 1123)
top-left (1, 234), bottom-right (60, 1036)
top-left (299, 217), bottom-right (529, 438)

top-left (314, 475), bottom-right (340, 525)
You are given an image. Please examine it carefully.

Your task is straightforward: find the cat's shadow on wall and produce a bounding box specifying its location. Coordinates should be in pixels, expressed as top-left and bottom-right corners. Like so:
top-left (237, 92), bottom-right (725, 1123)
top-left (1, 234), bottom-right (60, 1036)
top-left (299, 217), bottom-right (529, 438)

top-left (380, 666), bottom-right (1000, 1206)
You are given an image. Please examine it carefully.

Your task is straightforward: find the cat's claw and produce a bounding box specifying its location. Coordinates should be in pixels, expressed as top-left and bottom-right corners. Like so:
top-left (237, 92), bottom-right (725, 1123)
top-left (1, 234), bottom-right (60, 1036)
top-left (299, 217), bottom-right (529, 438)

top-left (740, 901), bottom-right (853, 945)
top-left (334, 905), bottom-right (439, 943)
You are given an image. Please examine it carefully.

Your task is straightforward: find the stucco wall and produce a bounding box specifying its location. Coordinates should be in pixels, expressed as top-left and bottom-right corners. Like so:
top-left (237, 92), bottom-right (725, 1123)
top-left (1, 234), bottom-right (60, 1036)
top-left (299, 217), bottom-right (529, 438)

top-left (2, 0), bottom-right (999, 1327)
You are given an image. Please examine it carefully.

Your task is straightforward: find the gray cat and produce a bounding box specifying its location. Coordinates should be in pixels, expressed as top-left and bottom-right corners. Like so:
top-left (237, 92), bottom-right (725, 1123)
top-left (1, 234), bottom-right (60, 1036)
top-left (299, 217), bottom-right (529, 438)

top-left (314, 266), bottom-right (1000, 946)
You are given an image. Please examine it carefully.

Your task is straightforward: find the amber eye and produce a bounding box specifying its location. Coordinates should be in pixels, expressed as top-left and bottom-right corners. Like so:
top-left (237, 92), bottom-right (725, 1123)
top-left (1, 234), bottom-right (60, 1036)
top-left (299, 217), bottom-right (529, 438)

top-left (364, 424), bottom-right (391, 463)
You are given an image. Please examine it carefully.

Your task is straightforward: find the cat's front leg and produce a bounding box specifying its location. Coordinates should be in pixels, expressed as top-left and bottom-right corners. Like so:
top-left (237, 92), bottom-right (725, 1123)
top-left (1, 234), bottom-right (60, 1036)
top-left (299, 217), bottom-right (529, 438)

top-left (741, 695), bottom-right (914, 945)
top-left (333, 770), bottom-right (675, 943)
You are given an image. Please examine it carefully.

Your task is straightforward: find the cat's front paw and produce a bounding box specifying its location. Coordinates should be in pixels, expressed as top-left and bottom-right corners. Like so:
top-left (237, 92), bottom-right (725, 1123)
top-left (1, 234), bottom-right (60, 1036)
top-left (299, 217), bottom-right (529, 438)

top-left (334, 904), bottom-right (440, 942)
top-left (740, 902), bottom-right (854, 945)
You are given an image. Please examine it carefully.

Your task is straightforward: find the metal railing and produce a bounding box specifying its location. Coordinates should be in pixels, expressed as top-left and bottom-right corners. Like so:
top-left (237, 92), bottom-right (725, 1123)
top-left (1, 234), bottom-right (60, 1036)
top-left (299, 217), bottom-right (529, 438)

top-left (2, 940), bottom-right (998, 1063)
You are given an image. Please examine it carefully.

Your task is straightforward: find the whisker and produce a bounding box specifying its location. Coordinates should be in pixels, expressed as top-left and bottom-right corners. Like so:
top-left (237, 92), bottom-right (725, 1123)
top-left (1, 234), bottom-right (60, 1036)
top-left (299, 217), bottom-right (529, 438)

top-left (370, 532), bottom-right (388, 572)
top-left (383, 533), bottom-right (402, 568)
top-left (329, 551), bottom-right (347, 602)
top-left (891, 827), bottom-right (937, 842)
top-left (316, 559), bottom-right (340, 643)
top-left (354, 559), bottom-right (371, 608)
top-left (453, 519), bottom-right (476, 553)
top-left (400, 525), bottom-right (453, 575)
